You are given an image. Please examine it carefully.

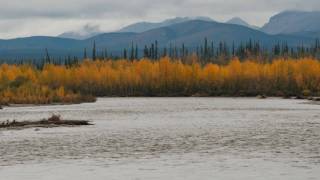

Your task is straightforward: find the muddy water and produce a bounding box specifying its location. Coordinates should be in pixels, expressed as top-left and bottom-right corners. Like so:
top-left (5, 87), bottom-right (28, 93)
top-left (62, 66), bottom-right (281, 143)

top-left (0, 98), bottom-right (320, 180)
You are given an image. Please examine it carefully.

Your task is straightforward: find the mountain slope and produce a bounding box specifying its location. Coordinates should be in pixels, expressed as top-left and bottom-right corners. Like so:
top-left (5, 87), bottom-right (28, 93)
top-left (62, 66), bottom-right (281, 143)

top-left (262, 11), bottom-right (320, 36)
top-left (118, 17), bottom-right (214, 33)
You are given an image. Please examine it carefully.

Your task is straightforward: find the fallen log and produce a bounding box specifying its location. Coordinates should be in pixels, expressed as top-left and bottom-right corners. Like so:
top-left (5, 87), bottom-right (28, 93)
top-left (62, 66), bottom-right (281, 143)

top-left (0, 115), bottom-right (93, 130)
top-left (257, 94), bottom-right (267, 99)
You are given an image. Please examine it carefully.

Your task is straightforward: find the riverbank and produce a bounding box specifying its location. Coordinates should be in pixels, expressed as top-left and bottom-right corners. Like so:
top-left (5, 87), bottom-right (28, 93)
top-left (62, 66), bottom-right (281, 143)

top-left (1, 95), bottom-right (320, 109)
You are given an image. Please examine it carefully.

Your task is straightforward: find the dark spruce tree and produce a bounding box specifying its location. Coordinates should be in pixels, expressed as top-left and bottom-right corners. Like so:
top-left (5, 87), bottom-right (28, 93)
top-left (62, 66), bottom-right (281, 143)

top-left (144, 45), bottom-right (149, 58)
top-left (130, 42), bottom-right (135, 61)
top-left (123, 48), bottom-right (128, 59)
top-left (155, 40), bottom-right (158, 60)
top-left (135, 44), bottom-right (138, 60)
top-left (92, 41), bottom-right (97, 61)
top-left (45, 48), bottom-right (51, 64)
top-left (83, 48), bottom-right (87, 59)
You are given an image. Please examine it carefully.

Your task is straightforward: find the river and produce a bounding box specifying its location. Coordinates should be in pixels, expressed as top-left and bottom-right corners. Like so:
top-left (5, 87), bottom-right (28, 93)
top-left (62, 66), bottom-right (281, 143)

top-left (0, 98), bottom-right (319, 180)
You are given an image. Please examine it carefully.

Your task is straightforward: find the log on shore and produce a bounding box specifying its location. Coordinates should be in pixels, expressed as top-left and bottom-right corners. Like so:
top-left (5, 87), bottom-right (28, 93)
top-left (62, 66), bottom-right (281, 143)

top-left (0, 115), bottom-right (93, 129)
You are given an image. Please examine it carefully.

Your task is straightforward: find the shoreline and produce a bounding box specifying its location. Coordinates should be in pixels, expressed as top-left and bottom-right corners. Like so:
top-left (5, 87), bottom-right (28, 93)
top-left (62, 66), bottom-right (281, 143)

top-left (1, 96), bottom-right (319, 109)
top-left (0, 101), bottom-right (91, 109)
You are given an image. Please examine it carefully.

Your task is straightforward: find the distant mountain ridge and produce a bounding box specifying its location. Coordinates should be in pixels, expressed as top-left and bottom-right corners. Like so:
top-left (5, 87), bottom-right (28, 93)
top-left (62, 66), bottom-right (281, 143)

top-left (0, 20), bottom-right (313, 60)
top-left (58, 16), bottom-right (259, 39)
top-left (262, 10), bottom-right (320, 38)
top-left (226, 17), bottom-right (259, 29)
top-left (118, 17), bottom-right (214, 33)
top-left (58, 17), bottom-right (215, 39)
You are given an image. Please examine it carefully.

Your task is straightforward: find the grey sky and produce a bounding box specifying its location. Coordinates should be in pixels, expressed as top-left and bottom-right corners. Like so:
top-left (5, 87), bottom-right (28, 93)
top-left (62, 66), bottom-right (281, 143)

top-left (0, 0), bottom-right (319, 39)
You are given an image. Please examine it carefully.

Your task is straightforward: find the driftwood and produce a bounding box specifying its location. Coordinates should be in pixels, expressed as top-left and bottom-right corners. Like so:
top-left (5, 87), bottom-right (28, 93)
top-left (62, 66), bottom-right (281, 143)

top-left (310, 97), bottom-right (320, 101)
top-left (0, 115), bottom-right (92, 130)
top-left (257, 95), bottom-right (267, 99)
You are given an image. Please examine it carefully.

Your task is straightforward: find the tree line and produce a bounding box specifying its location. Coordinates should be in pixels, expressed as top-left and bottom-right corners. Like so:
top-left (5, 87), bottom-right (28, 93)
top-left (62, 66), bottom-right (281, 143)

top-left (1, 38), bottom-right (320, 68)
top-left (1, 57), bottom-right (320, 105)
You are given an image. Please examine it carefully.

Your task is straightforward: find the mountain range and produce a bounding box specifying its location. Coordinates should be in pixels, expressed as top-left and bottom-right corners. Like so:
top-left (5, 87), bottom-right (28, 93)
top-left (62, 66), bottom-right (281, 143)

top-left (58, 16), bottom-right (255, 40)
top-left (0, 11), bottom-right (319, 60)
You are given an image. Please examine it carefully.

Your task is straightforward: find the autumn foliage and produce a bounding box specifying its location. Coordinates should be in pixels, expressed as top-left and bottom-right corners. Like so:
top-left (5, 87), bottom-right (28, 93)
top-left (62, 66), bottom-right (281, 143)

top-left (1, 57), bottom-right (320, 104)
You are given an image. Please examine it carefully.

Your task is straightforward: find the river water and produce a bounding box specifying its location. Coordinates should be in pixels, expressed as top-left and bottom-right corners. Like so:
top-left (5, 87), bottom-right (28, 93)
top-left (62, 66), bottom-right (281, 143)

top-left (0, 98), bottom-right (319, 180)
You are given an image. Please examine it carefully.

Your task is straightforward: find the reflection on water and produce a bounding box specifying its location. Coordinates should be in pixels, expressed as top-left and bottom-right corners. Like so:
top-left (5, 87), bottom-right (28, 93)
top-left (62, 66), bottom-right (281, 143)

top-left (0, 98), bottom-right (320, 180)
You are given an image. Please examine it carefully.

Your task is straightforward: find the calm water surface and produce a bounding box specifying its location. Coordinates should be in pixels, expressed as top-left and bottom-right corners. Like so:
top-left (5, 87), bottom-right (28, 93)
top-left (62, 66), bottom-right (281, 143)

top-left (0, 98), bottom-right (320, 180)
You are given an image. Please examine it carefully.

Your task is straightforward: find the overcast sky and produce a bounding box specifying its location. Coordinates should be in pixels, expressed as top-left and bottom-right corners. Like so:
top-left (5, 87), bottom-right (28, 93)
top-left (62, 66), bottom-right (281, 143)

top-left (0, 0), bottom-right (319, 39)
